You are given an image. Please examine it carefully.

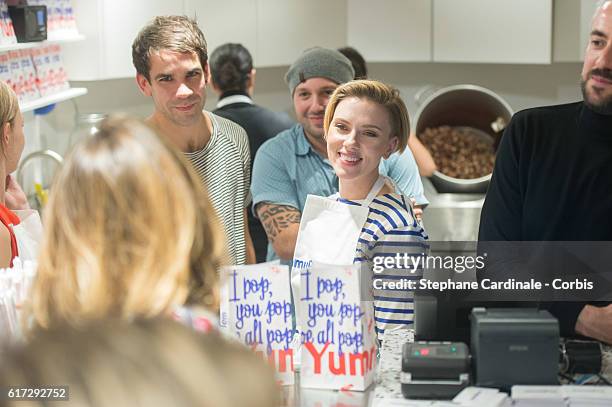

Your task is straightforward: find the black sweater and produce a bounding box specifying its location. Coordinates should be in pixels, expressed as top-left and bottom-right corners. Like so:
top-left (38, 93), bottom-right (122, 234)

top-left (479, 101), bottom-right (612, 335)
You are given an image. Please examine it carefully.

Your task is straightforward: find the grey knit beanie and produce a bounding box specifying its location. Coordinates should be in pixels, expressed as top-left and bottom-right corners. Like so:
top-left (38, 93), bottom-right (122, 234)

top-left (285, 47), bottom-right (355, 95)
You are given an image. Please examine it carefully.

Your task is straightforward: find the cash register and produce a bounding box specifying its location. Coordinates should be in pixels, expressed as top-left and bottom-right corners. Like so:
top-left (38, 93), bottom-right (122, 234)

top-left (402, 298), bottom-right (561, 399)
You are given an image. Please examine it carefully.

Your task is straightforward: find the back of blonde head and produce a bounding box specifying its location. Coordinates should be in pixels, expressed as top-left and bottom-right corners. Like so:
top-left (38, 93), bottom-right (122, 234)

top-left (30, 116), bottom-right (225, 330)
top-left (0, 319), bottom-right (280, 407)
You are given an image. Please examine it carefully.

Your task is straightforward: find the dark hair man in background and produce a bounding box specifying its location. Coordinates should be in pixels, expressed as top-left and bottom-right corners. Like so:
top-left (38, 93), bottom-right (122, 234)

top-left (210, 43), bottom-right (294, 263)
top-left (337, 46), bottom-right (368, 79)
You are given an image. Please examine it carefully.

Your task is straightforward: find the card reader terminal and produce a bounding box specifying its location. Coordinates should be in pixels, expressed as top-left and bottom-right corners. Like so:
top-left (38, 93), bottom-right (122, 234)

top-left (401, 342), bottom-right (470, 399)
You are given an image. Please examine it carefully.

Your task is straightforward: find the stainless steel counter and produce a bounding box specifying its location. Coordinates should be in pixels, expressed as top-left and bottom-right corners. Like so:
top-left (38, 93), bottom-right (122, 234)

top-left (421, 177), bottom-right (485, 242)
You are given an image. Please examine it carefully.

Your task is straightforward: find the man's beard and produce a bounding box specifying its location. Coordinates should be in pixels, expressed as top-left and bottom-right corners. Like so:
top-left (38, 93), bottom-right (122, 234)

top-left (581, 69), bottom-right (612, 115)
top-left (301, 117), bottom-right (325, 141)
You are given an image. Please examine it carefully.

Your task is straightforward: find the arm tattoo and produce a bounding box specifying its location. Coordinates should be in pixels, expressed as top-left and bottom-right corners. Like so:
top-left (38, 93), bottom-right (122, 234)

top-left (258, 204), bottom-right (301, 243)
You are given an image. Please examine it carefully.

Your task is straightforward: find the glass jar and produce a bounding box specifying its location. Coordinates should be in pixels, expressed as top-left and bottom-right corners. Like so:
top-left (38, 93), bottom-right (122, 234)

top-left (69, 113), bottom-right (107, 146)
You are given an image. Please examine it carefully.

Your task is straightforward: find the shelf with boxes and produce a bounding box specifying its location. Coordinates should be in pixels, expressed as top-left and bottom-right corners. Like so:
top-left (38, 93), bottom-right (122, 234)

top-left (0, 38), bottom-right (88, 112)
top-left (0, 1), bottom-right (86, 212)
top-left (0, 0), bottom-right (86, 110)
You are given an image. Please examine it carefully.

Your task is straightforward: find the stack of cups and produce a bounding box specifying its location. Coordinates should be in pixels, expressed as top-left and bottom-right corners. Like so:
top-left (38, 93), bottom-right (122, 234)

top-left (0, 258), bottom-right (37, 344)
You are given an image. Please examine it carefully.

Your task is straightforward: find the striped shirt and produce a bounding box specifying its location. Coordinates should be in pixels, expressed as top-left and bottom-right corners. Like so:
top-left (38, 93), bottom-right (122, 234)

top-left (337, 193), bottom-right (429, 339)
top-left (184, 112), bottom-right (251, 265)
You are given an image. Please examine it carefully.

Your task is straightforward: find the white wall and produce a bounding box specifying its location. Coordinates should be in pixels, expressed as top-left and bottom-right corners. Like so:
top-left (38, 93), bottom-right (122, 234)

top-left (369, 62), bottom-right (583, 117)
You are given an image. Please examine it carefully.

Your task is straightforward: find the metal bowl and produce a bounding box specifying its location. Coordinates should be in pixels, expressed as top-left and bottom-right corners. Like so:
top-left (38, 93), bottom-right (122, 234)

top-left (414, 85), bottom-right (514, 193)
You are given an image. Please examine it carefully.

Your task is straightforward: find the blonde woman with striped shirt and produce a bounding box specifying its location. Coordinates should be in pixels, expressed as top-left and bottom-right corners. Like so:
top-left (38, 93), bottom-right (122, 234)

top-left (324, 80), bottom-right (428, 339)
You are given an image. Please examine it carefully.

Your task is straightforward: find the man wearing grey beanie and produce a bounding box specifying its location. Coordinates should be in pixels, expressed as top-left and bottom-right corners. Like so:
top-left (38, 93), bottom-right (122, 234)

top-left (251, 47), bottom-right (427, 263)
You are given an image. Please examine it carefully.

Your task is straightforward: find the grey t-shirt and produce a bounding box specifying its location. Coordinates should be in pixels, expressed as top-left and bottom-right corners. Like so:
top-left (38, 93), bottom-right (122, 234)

top-left (184, 112), bottom-right (251, 265)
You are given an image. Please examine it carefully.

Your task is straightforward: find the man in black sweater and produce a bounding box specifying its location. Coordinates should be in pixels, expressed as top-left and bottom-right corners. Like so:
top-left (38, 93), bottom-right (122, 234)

top-left (479, 1), bottom-right (612, 344)
top-left (210, 43), bottom-right (294, 263)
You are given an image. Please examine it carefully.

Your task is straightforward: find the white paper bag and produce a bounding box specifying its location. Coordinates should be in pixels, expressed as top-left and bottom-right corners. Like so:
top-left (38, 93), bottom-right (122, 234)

top-left (219, 262), bottom-right (295, 385)
top-left (299, 262), bottom-right (377, 391)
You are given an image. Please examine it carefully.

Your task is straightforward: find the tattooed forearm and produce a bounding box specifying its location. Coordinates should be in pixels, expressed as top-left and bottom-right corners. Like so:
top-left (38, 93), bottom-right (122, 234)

top-left (257, 203), bottom-right (301, 243)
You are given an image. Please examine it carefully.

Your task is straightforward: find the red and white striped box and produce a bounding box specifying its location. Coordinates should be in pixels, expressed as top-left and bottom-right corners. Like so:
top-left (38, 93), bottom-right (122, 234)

top-left (0, 53), bottom-right (12, 89)
top-left (19, 49), bottom-right (40, 101)
top-left (30, 46), bottom-right (52, 97)
top-left (8, 50), bottom-right (24, 101)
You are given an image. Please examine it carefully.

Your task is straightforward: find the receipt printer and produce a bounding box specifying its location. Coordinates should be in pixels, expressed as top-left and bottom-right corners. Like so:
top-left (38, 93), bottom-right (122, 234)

top-left (401, 342), bottom-right (470, 399)
top-left (471, 308), bottom-right (559, 389)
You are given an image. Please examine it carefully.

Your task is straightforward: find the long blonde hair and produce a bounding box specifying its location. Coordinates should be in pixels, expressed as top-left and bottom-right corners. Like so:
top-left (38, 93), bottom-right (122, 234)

top-left (0, 319), bottom-right (280, 407)
top-left (30, 116), bottom-right (225, 330)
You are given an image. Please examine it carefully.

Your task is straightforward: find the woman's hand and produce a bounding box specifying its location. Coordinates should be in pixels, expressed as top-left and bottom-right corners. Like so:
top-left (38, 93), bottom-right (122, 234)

top-left (5, 175), bottom-right (30, 210)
